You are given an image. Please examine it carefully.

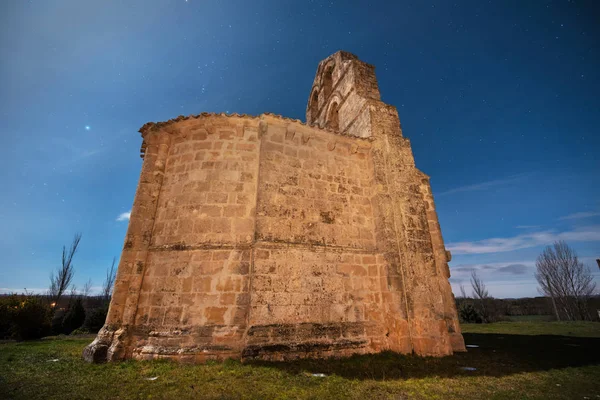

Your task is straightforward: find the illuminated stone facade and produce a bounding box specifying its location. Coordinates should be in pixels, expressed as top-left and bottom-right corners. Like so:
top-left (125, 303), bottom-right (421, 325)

top-left (84, 51), bottom-right (465, 363)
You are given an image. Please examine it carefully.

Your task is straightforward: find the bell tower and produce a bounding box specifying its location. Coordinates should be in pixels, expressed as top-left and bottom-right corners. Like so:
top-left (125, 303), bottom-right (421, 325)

top-left (308, 51), bottom-right (466, 354)
top-left (306, 51), bottom-right (400, 139)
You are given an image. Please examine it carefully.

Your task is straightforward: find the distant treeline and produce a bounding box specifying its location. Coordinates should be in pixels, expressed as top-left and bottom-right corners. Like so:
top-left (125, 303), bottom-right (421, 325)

top-left (0, 292), bottom-right (111, 341)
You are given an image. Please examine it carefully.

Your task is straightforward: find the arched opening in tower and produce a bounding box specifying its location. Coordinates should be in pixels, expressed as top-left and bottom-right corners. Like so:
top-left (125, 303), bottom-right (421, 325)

top-left (309, 90), bottom-right (319, 123)
top-left (327, 102), bottom-right (339, 131)
top-left (322, 65), bottom-right (334, 99)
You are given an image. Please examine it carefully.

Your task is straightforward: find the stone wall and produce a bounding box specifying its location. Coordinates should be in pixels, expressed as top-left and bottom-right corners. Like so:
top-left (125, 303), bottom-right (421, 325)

top-left (256, 120), bottom-right (374, 249)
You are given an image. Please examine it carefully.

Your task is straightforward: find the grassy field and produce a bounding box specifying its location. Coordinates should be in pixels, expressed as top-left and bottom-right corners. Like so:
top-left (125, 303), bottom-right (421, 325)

top-left (461, 320), bottom-right (600, 337)
top-left (505, 315), bottom-right (554, 323)
top-left (1, 321), bottom-right (599, 400)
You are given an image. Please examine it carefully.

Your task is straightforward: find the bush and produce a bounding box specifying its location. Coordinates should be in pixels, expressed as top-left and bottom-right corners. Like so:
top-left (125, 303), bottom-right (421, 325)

top-left (61, 297), bottom-right (86, 335)
top-left (0, 295), bottom-right (20, 339)
top-left (83, 306), bottom-right (108, 333)
top-left (459, 303), bottom-right (483, 324)
top-left (51, 309), bottom-right (65, 335)
top-left (70, 327), bottom-right (90, 335)
top-left (11, 297), bottom-right (52, 340)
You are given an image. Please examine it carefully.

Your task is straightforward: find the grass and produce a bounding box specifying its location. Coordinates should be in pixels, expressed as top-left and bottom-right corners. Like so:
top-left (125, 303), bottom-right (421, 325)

top-left (462, 320), bottom-right (600, 337)
top-left (0, 321), bottom-right (599, 400)
top-left (505, 315), bottom-right (554, 323)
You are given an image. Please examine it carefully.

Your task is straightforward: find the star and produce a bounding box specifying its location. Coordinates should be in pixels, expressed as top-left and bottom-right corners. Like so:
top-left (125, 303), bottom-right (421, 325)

top-left (85, 125), bottom-right (91, 131)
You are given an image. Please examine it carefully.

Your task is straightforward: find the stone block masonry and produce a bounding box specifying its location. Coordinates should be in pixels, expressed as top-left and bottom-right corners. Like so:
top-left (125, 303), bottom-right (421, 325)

top-left (83, 51), bottom-right (465, 363)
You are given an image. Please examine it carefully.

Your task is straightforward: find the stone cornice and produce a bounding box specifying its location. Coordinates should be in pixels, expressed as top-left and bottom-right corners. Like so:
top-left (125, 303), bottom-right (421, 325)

top-left (138, 112), bottom-right (375, 141)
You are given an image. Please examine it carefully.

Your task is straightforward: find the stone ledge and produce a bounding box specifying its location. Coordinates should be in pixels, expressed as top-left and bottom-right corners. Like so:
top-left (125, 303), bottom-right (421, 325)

top-left (139, 112), bottom-right (375, 140)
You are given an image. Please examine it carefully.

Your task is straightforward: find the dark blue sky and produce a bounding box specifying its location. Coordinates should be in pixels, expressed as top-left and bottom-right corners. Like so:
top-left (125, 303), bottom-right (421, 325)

top-left (1, 0), bottom-right (599, 297)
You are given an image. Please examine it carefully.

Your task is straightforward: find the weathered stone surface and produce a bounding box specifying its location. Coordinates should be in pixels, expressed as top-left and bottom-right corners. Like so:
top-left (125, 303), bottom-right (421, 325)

top-left (83, 51), bottom-right (465, 364)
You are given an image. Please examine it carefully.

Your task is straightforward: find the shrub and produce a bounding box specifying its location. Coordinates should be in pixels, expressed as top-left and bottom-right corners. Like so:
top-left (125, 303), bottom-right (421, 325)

top-left (0, 295), bottom-right (20, 339)
top-left (51, 309), bottom-right (65, 335)
top-left (70, 327), bottom-right (90, 335)
top-left (11, 297), bottom-right (52, 340)
top-left (459, 303), bottom-right (483, 324)
top-left (61, 297), bottom-right (86, 334)
top-left (83, 306), bottom-right (108, 333)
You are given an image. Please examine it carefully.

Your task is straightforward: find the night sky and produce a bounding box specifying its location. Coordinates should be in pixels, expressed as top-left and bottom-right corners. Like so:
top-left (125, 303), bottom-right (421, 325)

top-left (1, 0), bottom-right (599, 298)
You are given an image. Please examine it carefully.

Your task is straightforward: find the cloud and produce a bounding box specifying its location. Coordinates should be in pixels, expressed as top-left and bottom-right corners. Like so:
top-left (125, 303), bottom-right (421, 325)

top-left (559, 211), bottom-right (600, 220)
top-left (446, 225), bottom-right (600, 255)
top-left (452, 265), bottom-right (495, 273)
top-left (496, 264), bottom-right (529, 275)
top-left (450, 279), bottom-right (541, 299)
top-left (449, 261), bottom-right (599, 298)
top-left (438, 173), bottom-right (530, 196)
top-left (453, 266), bottom-right (477, 273)
top-left (449, 262), bottom-right (538, 298)
top-left (1, 286), bottom-right (104, 295)
top-left (0, 288), bottom-right (48, 295)
top-left (451, 261), bottom-right (534, 275)
top-left (516, 225), bottom-right (541, 229)
top-left (116, 210), bottom-right (131, 222)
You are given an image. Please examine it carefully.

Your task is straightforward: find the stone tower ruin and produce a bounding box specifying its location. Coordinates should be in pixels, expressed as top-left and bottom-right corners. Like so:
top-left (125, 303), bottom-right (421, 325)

top-left (84, 51), bottom-right (465, 363)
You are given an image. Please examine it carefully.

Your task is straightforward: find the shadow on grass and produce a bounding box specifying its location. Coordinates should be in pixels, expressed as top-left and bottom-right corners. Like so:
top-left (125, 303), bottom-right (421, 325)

top-left (246, 333), bottom-right (600, 380)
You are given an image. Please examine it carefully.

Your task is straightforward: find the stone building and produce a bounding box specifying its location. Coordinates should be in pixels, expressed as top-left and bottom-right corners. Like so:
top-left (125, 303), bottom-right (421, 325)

top-left (84, 51), bottom-right (465, 363)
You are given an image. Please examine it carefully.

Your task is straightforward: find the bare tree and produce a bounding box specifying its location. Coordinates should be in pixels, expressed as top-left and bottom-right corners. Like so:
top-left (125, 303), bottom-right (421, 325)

top-left (67, 284), bottom-right (78, 304)
top-left (81, 278), bottom-right (93, 306)
top-left (82, 279), bottom-right (93, 298)
top-left (470, 269), bottom-right (490, 299)
top-left (470, 269), bottom-right (492, 322)
top-left (454, 283), bottom-right (471, 320)
top-left (102, 257), bottom-right (117, 305)
top-left (459, 284), bottom-right (469, 299)
top-left (535, 241), bottom-right (596, 321)
top-left (49, 233), bottom-right (82, 307)
top-left (537, 257), bottom-right (561, 321)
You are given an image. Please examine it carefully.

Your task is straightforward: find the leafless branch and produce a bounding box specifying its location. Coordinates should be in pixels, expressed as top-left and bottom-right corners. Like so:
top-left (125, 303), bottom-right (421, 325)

top-left (470, 269), bottom-right (490, 300)
top-left (470, 269), bottom-right (492, 322)
top-left (459, 284), bottom-right (469, 299)
top-left (102, 257), bottom-right (117, 304)
top-left (49, 233), bottom-right (82, 307)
